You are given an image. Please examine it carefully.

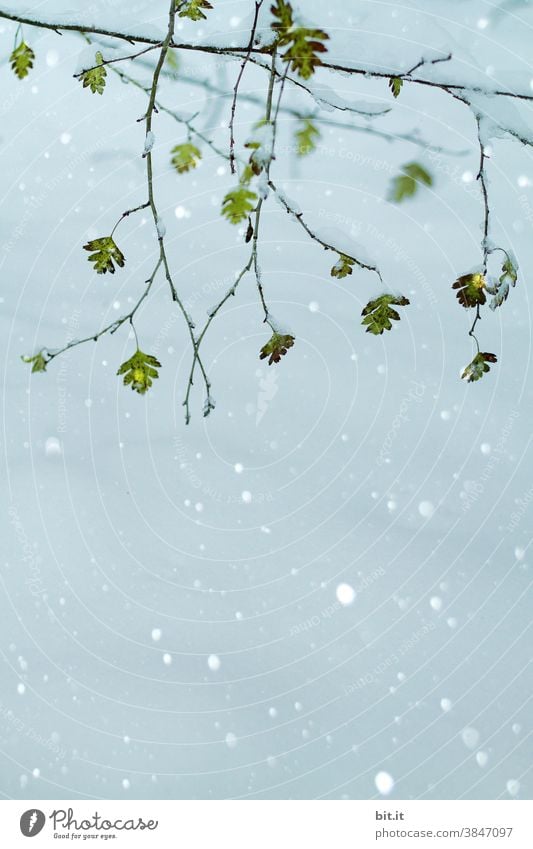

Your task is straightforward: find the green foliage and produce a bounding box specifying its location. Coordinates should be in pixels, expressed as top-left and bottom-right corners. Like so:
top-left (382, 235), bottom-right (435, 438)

top-left (361, 294), bottom-right (409, 335)
top-left (461, 351), bottom-right (497, 382)
top-left (117, 349), bottom-right (161, 394)
top-left (295, 119), bottom-right (320, 156)
top-left (489, 255), bottom-right (518, 310)
top-left (171, 142), bottom-right (202, 174)
top-left (331, 255), bottom-right (355, 279)
top-left (389, 162), bottom-right (433, 202)
top-left (239, 163), bottom-right (255, 186)
top-left (10, 41), bottom-right (35, 79)
top-left (271, 0), bottom-right (329, 79)
top-left (80, 51), bottom-right (107, 94)
top-left (452, 272), bottom-right (486, 309)
top-left (389, 76), bottom-right (403, 98)
top-left (221, 187), bottom-right (257, 224)
top-left (259, 332), bottom-right (295, 365)
top-left (165, 49), bottom-right (180, 70)
top-left (83, 236), bottom-right (125, 274)
top-left (177, 0), bottom-right (213, 21)
top-left (21, 352), bottom-right (47, 373)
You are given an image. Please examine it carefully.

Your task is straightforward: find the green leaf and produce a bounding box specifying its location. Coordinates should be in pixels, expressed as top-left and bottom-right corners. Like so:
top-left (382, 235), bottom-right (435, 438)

top-left (80, 51), bottom-right (107, 94)
top-left (452, 272), bottom-right (486, 309)
top-left (489, 256), bottom-right (518, 310)
top-left (165, 49), bottom-right (180, 70)
top-left (177, 0), bottom-right (213, 21)
top-left (389, 76), bottom-right (403, 98)
top-left (83, 236), bottom-right (125, 274)
top-left (389, 162), bottom-right (433, 203)
top-left (331, 255), bottom-right (355, 279)
top-left (361, 294), bottom-right (410, 335)
top-left (271, 0), bottom-right (329, 79)
top-left (171, 142), bottom-right (202, 174)
top-left (10, 41), bottom-right (35, 79)
top-left (295, 119), bottom-right (320, 156)
top-left (461, 351), bottom-right (497, 383)
top-left (21, 352), bottom-right (47, 373)
top-left (259, 332), bottom-right (295, 365)
top-left (117, 349), bottom-right (161, 394)
top-left (221, 187), bottom-right (257, 224)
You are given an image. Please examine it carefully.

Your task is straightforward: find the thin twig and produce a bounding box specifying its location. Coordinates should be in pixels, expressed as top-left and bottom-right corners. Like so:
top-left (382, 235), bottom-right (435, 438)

top-left (73, 42), bottom-right (162, 77)
top-left (269, 179), bottom-right (382, 280)
top-left (229, 0), bottom-right (264, 174)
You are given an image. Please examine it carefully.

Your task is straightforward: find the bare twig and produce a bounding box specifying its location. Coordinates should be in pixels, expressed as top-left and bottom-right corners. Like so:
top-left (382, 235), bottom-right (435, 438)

top-left (269, 179), bottom-right (382, 280)
top-left (229, 0), bottom-right (264, 174)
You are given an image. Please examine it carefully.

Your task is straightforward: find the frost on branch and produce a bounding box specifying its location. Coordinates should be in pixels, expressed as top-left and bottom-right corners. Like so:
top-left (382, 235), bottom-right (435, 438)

top-left (117, 350), bottom-right (161, 395)
top-left (83, 237), bottom-right (125, 275)
top-left (461, 352), bottom-right (497, 383)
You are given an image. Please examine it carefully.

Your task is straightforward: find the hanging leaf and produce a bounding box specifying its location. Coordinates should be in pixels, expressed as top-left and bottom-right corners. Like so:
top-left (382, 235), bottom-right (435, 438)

top-left (452, 272), bottom-right (486, 309)
top-left (80, 51), bottom-right (107, 95)
top-left (259, 332), bottom-right (295, 365)
top-left (331, 255), bottom-right (355, 279)
top-left (177, 0), bottom-right (213, 21)
top-left (10, 41), bottom-right (35, 79)
top-left (295, 119), bottom-right (320, 156)
top-left (389, 76), bottom-right (403, 98)
top-left (461, 352), bottom-right (497, 383)
top-left (83, 236), bottom-right (125, 274)
top-left (271, 0), bottom-right (329, 79)
top-left (21, 352), bottom-right (47, 373)
top-left (171, 142), bottom-right (202, 174)
top-left (117, 350), bottom-right (161, 394)
top-left (361, 294), bottom-right (410, 335)
top-left (221, 187), bottom-right (257, 224)
top-left (389, 162), bottom-right (433, 203)
top-left (165, 49), bottom-right (179, 70)
top-left (488, 255), bottom-right (518, 310)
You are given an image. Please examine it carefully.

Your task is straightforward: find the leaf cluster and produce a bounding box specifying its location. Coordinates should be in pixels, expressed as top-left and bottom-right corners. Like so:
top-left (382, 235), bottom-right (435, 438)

top-left (10, 41), bottom-right (35, 79)
top-left (452, 272), bottom-right (486, 308)
top-left (389, 162), bottom-right (433, 203)
top-left (83, 236), bottom-right (125, 274)
top-left (295, 119), bottom-right (320, 156)
top-left (271, 0), bottom-right (329, 79)
top-left (488, 256), bottom-right (518, 310)
top-left (80, 51), bottom-right (107, 94)
top-left (259, 332), bottom-right (295, 365)
top-left (21, 352), bottom-right (47, 373)
top-left (171, 142), bottom-right (202, 173)
top-left (117, 349), bottom-right (161, 394)
top-left (177, 0), bottom-right (213, 21)
top-left (388, 76), bottom-right (403, 98)
top-left (331, 255), bottom-right (355, 279)
top-left (461, 352), bottom-right (497, 382)
top-left (221, 187), bottom-right (257, 224)
top-left (361, 294), bottom-right (409, 334)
